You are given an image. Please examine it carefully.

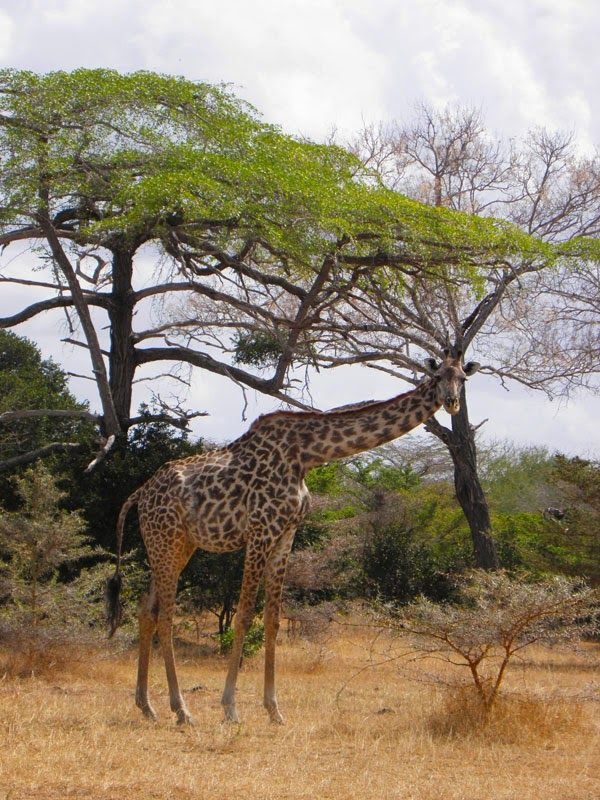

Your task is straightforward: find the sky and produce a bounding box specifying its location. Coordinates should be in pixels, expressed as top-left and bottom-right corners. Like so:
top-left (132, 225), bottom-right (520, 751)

top-left (0, 0), bottom-right (599, 457)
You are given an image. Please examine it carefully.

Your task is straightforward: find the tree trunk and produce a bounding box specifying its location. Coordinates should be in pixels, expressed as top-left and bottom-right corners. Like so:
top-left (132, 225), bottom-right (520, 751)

top-left (449, 402), bottom-right (499, 569)
top-left (426, 393), bottom-right (499, 570)
top-left (107, 246), bottom-right (137, 430)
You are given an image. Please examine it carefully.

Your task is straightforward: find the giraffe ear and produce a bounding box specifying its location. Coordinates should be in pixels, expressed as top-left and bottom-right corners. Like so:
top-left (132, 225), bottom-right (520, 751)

top-left (463, 361), bottom-right (481, 376)
top-left (424, 357), bottom-right (439, 373)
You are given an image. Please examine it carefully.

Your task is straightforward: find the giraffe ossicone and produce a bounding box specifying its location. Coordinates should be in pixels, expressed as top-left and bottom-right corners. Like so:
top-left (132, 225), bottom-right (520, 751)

top-left (106, 350), bottom-right (480, 725)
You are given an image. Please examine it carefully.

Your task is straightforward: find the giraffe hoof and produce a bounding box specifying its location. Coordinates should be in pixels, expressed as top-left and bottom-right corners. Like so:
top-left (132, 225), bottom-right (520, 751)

top-left (266, 707), bottom-right (284, 725)
top-left (222, 704), bottom-right (240, 724)
top-left (139, 705), bottom-right (158, 722)
top-left (176, 709), bottom-right (195, 726)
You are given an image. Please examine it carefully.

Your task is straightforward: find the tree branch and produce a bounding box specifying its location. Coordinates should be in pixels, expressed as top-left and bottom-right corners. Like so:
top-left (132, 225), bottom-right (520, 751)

top-left (84, 434), bottom-right (116, 473)
top-left (127, 410), bottom-right (209, 430)
top-left (35, 213), bottom-right (121, 438)
top-left (0, 296), bottom-right (74, 327)
top-left (0, 409), bottom-right (101, 424)
top-left (424, 415), bottom-right (454, 448)
top-left (136, 343), bottom-right (276, 393)
top-left (0, 442), bottom-right (87, 472)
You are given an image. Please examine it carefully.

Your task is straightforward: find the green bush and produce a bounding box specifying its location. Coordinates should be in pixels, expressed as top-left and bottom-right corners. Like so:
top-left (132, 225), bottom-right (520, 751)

top-left (218, 620), bottom-right (265, 657)
top-left (362, 520), bottom-right (457, 604)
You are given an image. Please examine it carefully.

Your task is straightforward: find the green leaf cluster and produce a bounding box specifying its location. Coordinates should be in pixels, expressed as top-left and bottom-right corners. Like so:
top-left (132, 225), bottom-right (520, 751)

top-left (218, 619), bottom-right (264, 658)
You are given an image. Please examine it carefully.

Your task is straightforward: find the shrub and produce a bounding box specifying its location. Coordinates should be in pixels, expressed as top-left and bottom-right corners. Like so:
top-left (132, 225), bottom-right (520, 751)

top-left (0, 464), bottom-right (96, 628)
top-left (395, 570), bottom-right (598, 710)
top-left (428, 685), bottom-right (582, 743)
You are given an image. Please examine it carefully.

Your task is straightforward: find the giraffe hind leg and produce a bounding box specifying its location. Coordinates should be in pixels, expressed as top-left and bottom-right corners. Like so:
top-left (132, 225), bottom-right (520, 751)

top-left (155, 578), bottom-right (195, 726)
top-left (135, 583), bottom-right (159, 721)
top-left (262, 528), bottom-right (295, 724)
top-left (137, 530), bottom-right (196, 726)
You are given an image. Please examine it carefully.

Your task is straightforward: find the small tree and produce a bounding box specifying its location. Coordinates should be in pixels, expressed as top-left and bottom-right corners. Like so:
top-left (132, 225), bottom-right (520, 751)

top-left (68, 408), bottom-right (199, 554)
top-left (0, 464), bottom-right (94, 627)
top-left (179, 549), bottom-right (247, 636)
top-left (397, 571), bottom-right (597, 711)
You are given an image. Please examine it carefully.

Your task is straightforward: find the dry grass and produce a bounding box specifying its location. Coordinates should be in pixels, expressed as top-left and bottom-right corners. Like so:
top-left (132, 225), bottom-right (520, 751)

top-left (0, 621), bottom-right (598, 800)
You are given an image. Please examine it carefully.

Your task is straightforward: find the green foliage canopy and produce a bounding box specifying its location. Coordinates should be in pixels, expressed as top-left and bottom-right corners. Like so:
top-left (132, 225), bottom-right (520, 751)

top-left (0, 68), bottom-right (576, 285)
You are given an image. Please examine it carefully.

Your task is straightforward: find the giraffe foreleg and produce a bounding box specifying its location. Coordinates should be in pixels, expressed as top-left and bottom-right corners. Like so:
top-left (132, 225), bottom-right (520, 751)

top-left (262, 528), bottom-right (295, 724)
top-left (221, 538), bottom-right (268, 723)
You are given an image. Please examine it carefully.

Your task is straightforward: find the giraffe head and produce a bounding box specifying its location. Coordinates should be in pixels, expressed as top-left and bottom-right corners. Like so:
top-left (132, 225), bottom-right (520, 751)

top-left (424, 348), bottom-right (481, 415)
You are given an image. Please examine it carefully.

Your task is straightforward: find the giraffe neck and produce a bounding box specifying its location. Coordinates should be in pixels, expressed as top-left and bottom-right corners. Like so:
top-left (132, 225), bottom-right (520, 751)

top-left (263, 376), bottom-right (441, 469)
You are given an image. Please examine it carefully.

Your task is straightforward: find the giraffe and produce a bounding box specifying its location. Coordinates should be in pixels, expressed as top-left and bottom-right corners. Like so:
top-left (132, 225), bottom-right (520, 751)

top-left (106, 349), bottom-right (480, 726)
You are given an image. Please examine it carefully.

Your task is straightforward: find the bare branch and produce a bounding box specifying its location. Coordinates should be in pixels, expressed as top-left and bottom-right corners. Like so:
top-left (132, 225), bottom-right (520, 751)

top-left (0, 296), bottom-right (75, 327)
top-left (0, 442), bottom-right (87, 472)
top-left (0, 409), bottom-right (101, 424)
top-left (84, 434), bottom-right (116, 473)
top-left (0, 275), bottom-right (69, 291)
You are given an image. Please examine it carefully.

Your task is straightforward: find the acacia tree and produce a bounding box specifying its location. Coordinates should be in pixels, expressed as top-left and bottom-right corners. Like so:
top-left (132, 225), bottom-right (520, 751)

top-left (0, 70), bottom-right (565, 477)
top-left (148, 104), bottom-right (600, 569)
top-left (344, 105), bottom-right (600, 568)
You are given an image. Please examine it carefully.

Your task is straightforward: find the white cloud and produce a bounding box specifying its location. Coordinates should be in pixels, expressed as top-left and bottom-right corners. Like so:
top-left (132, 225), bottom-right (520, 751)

top-left (456, 0), bottom-right (600, 140)
top-left (0, 10), bottom-right (14, 60)
top-left (374, 1), bottom-right (552, 135)
top-left (38, 0), bottom-right (91, 24)
top-left (132, 0), bottom-right (387, 138)
top-left (469, 376), bottom-right (600, 459)
top-left (2, 0), bottom-right (599, 143)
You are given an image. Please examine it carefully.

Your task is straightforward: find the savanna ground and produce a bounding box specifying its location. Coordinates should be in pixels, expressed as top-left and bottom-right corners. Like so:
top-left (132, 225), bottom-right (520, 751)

top-left (0, 616), bottom-right (598, 800)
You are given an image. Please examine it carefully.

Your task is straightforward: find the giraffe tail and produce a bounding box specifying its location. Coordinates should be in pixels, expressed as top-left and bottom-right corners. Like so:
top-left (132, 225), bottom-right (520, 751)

top-left (105, 487), bottom-right (141, 638)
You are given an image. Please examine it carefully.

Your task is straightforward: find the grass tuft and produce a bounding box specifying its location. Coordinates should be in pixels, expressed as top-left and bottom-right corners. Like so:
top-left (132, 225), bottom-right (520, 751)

top-left (427, 684), bottom-right (588, 744)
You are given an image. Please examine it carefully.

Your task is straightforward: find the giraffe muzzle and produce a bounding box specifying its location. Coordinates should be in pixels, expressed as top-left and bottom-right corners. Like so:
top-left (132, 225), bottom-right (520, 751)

top-left (444, 397), bottom-right (460, 414)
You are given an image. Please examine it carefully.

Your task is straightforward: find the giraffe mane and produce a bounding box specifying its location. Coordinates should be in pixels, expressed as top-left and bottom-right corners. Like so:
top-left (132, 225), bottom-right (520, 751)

top-left (245, 385), bottom-right (423, 433)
